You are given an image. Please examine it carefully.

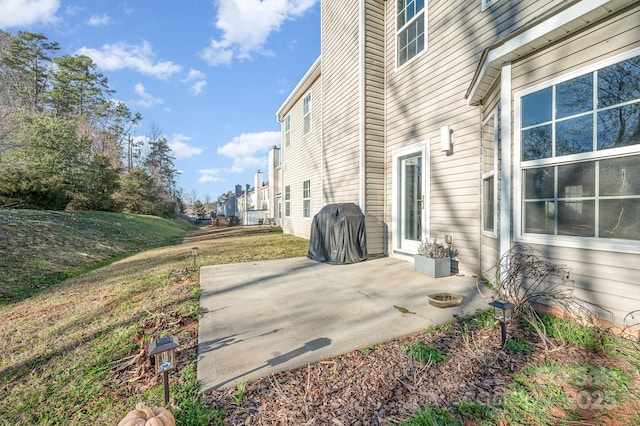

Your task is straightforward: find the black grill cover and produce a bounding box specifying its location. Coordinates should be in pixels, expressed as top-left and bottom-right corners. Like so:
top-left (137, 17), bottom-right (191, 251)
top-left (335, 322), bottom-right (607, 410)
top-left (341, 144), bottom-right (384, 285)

top-left (307, 203), bottom-right (367, 264)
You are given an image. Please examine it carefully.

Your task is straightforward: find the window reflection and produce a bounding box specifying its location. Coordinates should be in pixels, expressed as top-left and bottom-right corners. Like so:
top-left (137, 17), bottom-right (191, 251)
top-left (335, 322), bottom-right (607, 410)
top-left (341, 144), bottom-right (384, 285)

top-left (522, 125), bottom-right (552, 161)
top-left (598, 56), bottom-right (640, 107)
top-left (557, 74), bottom-right (593, 119)
top-left (556, 115), bottom-right (593, 156)
top-left (597, 103), bottom-right (640, 150)
top-left (522, 88), bottom-right (552, 127)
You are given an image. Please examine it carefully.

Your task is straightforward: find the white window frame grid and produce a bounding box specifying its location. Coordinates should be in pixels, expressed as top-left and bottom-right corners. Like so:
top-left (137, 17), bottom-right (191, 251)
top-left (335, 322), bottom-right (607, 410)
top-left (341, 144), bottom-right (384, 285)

top-left (303, 92), bottom-right (312, 135)
top-left (396, 0), bottom-right (427, 69)
top-left (303, 180), bottom-right (311, 218)
top-left (278, 201), bottom-right (282, 219)
top-left (284, 185), bottom-right (291, 217)
top-left (482, 106), bottom-right (499, 237)
top-left (284, 114), bottom-right (291, 147)
top-left (514, 47), bottom-right (640, 254)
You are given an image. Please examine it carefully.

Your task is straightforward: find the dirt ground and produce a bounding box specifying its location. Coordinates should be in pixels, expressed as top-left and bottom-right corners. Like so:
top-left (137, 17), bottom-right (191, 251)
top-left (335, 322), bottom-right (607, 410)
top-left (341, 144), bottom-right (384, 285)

top-left (202, 319), bottom-right (640, 425)
top-left (107, 268), bottom-right (639, 425)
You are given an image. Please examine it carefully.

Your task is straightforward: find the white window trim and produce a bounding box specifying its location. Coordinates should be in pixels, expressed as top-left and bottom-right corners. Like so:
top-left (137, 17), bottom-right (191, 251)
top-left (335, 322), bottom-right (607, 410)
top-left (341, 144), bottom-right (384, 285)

top-left (391, 140), bottom-right (430, 256)
top-left (284, 185), bottom-right (291, 217)
top-left (303, 92), bottom-right (312, 135)
top-left (514, 47), bottom-right (640, 254)
top-left (302, 179), bottom-right (311, 219)
top-left (395, 0), bottom-right (428, 70)
top-left (284, 114), bottom-right (291, 147)
top-left (482, 106), bottom-right (499, 238)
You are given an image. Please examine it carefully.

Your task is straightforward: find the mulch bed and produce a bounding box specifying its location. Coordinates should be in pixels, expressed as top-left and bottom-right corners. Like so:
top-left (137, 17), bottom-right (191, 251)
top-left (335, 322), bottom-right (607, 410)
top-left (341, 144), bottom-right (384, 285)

top-left (203, 319), bottom-right (640, 425)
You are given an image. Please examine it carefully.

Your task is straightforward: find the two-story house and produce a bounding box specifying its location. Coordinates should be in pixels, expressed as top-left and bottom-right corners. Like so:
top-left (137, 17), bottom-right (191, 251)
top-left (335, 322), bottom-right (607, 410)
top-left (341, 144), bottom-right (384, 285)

top-left (276, 0), bottom-right (640, 324)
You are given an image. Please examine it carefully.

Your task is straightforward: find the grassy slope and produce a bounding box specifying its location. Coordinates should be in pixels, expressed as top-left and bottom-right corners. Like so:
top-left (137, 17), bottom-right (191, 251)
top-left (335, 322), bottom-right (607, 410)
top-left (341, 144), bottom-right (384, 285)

top-left (0, 210), bottom-right (195, 305)
top-left (0, 211), bottom-right (309, 425)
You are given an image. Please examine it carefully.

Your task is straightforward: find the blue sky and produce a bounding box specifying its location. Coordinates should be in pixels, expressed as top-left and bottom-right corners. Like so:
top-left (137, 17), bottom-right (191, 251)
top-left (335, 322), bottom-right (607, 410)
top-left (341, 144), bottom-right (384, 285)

top-left (0, 0), bottom-right (320, 202)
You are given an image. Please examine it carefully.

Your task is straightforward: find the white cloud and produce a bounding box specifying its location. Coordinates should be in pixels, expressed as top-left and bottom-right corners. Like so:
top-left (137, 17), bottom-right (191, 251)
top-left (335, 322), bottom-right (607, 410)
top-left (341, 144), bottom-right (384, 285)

top-left (200, 0), bottom-right (317, 66)
top-left (87, 14), bottom-right (111, 26)
top-left (190, 80), bottom-right (207, 95)
top-left (186, 69), bottom-right (206, 81)
top-left (169, 134), bottom-right (203, 159)
top-left (76, 41), bottom-right (181, 79)
top-left (132, 83), bottom-right (163, 108)
top-left (217, 131), bottom-right (280, 173)
top-left (183, 69), bottom-right (207, 95)
top-left (0, 0), bottom-right (60, 27)
top-left (198, 168), bottom-right (224, 183)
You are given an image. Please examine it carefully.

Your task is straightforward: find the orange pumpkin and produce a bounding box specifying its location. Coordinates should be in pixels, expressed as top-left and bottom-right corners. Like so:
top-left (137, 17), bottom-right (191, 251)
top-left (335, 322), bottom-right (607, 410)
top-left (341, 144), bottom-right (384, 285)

top-left (117, 403), bottom-right (175, 426)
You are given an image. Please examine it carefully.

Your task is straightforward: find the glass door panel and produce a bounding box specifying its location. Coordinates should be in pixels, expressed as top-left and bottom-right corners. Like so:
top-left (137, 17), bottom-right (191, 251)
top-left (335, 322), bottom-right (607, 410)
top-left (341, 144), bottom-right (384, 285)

top-left (400, 153), bottom-right (423, 252)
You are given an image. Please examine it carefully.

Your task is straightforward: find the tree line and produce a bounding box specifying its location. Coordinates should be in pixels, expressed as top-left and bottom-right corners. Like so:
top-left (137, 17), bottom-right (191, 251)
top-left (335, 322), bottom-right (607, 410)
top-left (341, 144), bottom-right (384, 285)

top-left (0, 31), bottom-right (182, 217)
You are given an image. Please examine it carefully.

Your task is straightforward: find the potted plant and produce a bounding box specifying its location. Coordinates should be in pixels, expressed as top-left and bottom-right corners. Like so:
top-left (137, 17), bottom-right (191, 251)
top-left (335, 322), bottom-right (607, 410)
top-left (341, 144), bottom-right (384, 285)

top-left (414, 239), bottom-right (456, 278)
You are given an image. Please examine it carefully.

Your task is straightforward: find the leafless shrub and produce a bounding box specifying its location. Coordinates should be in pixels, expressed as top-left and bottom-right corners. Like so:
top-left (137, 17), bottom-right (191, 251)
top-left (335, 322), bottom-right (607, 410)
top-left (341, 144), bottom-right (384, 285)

top-left (485, 244), bottom-right (607, 323)
top-left (482, 244), bottom-right (613, 350)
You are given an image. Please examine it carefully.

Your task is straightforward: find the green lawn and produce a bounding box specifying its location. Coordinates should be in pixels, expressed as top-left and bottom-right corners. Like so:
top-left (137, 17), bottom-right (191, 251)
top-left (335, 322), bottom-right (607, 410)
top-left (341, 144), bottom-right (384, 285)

top-left (0, 211), bottom-right (308, 425)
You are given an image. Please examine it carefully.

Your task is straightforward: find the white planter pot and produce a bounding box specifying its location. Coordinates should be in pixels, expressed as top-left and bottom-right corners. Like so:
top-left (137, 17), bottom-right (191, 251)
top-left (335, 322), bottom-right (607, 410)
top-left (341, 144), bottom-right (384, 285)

top-left (414, 255), bottom-right (451, 278)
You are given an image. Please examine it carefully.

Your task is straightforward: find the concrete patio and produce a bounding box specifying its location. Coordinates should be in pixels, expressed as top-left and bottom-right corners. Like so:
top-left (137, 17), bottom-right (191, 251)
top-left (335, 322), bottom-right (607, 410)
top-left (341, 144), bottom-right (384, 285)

top-left (197, 256), bottom-right (489, 392)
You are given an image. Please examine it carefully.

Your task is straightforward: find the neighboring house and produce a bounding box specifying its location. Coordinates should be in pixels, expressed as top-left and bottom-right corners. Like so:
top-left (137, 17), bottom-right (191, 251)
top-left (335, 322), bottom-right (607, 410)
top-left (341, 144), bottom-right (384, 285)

top-left (235, 170), bottom-right (275, 225)
top-left (268, 146), bottom-right (282, 225)
top-left (276, 0), bottom-right (640, 324)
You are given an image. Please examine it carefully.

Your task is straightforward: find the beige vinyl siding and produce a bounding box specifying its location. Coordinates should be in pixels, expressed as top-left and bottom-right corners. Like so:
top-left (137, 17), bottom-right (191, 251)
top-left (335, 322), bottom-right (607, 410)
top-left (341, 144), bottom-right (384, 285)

top-left (528, 243), bottom-right (640, 324)
top-left (281, 76), bottom-right (322, 240)
top-left (510, 4), bottom-right (640, 322)
top-left (363, 0), bottom-right (386, 254)
top-left (382, 0), bottom-right (584, 273)
top-left (321, 1), bottom-right (361, 203)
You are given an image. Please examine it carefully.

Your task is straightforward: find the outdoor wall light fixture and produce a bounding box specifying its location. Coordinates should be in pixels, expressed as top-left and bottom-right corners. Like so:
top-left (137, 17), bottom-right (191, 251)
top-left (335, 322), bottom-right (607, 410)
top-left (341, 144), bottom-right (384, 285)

top-left (488, 299), bottom-right (516, 347)
top-left (191, 246), bottom-right (199, 266)
top-left (148, 336), bottom-right (179, 405)
top-left (440, 125), bottom-right (453, 152)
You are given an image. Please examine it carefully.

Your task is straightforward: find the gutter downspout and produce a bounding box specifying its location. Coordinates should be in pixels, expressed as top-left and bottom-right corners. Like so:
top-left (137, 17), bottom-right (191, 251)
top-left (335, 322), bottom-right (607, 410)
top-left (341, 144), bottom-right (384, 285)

top-left (499, 63), bottom-right (512, 285)
top-left (358, 0), bottom-right (366, 212)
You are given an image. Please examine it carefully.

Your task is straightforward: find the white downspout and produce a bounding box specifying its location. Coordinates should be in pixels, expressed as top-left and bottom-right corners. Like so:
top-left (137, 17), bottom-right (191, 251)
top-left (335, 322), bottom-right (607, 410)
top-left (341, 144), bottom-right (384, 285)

top-left (358, 0), bottom-right (366, 212)
top-left (499, 63), bottom-right (512, 275)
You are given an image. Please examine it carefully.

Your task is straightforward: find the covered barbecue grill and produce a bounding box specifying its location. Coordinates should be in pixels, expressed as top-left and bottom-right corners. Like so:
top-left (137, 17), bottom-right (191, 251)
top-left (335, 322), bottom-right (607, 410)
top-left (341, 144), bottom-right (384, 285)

top-left (307, 203), bottom-right (367, 264)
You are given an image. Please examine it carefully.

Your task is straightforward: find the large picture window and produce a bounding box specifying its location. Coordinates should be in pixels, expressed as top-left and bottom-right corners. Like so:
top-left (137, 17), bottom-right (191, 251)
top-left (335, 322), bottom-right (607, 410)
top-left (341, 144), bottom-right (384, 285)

top-left (518, 52), bottom-right (640, 243)
top-left (397, 0), bottom-right (426, 67)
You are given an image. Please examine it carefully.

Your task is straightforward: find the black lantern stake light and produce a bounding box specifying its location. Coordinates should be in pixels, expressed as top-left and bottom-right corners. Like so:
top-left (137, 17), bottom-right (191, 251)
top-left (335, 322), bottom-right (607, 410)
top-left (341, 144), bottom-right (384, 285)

top-left (488, 299), bottom-right (516, 347)
top-left (148, 336), bottom-right (179, 405)
top-left (191, 246), bottom-right (199, 267)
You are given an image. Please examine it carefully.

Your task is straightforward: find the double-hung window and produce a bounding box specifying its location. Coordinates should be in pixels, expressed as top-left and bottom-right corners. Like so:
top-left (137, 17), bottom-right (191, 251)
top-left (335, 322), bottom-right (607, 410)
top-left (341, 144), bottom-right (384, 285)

top-left (303, 93), bottom-right (312, 135)
top-left (285, 185), bottom-right (291, 217)
top-left (303, 180), bottom-right (311, 218)
top-left (482, 107), bottom-right (499, 235)
top-left (517, 51), bottom-right (640, 245)
top-left (397, 0), bottom-right (426, 67)
top-left (284, 114), bottom-right (291, 147)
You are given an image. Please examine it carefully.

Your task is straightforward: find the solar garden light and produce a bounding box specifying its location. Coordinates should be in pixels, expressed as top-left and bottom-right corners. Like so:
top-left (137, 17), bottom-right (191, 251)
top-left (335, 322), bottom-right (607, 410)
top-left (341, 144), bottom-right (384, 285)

top-left (488, 299), bottom-right (516, 347)
top-left (148, 336), bottom-right (179, 405)
top-left (191, 246), bottom-right (199, 266)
